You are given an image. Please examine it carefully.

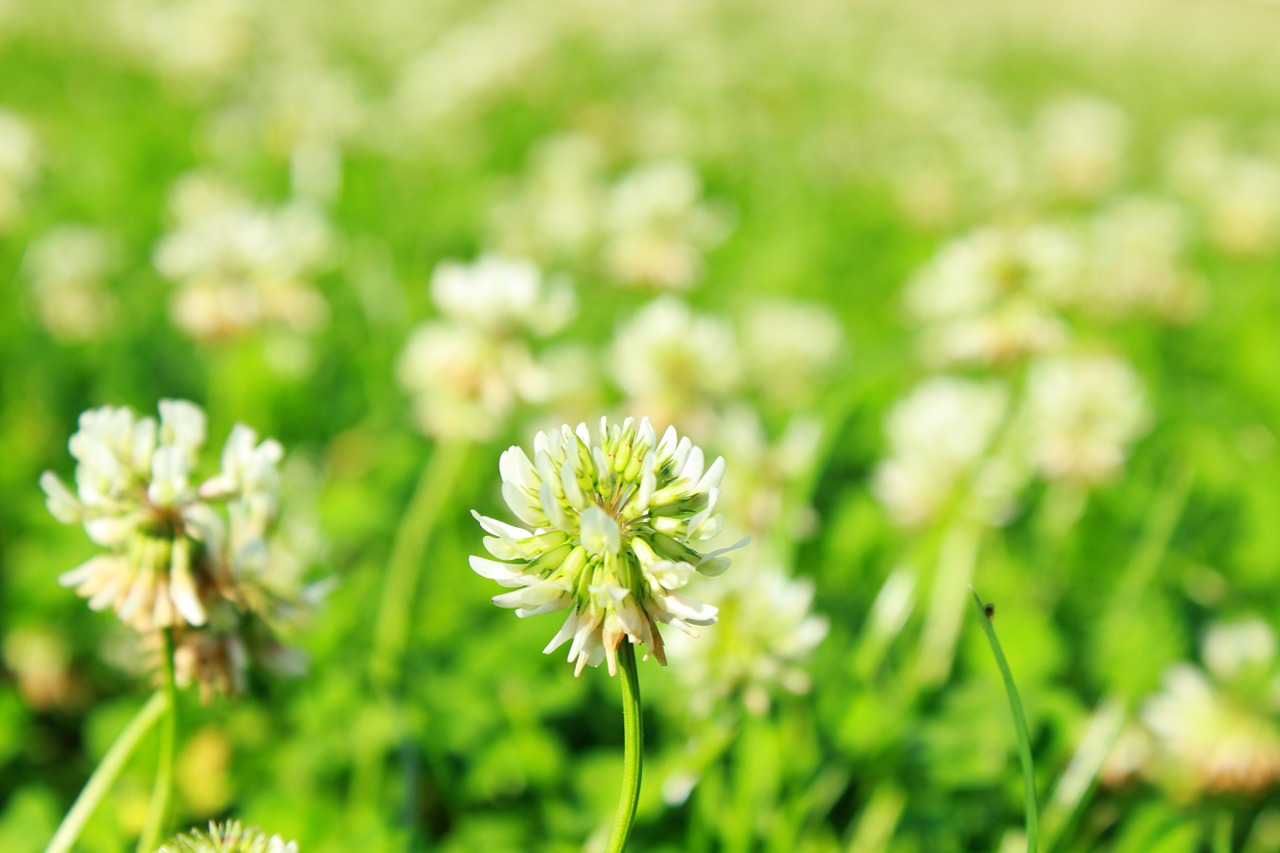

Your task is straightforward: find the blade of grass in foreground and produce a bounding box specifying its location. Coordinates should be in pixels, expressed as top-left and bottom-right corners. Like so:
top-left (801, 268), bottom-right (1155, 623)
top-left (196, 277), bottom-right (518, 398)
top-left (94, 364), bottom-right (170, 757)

top-left (970, 587), bottom-right (1038, 853)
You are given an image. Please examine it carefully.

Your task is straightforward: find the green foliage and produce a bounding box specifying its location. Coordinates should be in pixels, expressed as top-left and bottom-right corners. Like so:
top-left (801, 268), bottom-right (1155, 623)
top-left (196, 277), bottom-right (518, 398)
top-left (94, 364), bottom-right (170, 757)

top-left (3, 0), bottom-right (1280, 851)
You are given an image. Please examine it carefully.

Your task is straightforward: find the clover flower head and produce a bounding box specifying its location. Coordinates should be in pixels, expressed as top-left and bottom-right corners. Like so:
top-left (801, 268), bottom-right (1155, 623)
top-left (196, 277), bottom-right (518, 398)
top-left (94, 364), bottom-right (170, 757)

top-left (0, 109), bottom-right (39, 231)
top-left (488, 132), bottom-right (608, 261)
top-left (603, 159), bottom-right (730, 289)
top-left (609, 296), bottom-right (741, 430)
top-left (158, 820), bottom-right (297, 853)
top-left (155, 172), bottom-right (334, 342)
top-left (23, 225), bottom-right (121, 341)
top-left (666, 561), bottom-right (828, 717)
top-left (1023, 354), bottom-right (1150, 486)
top-left (872, 377), bottom-right (1021, 527)
top-left (430, 254), bottom-right (575, 337)
top-left (40, 400), bottom-right (283, 634)
top-left (471, 417), bottom-right (742, 676)
top-left (904, 224), bottom-right (1080, 367)
top-left (1033, 95), bottom-right (1131, 200)
top-left (1079, 197), bottom-right (1206, 323)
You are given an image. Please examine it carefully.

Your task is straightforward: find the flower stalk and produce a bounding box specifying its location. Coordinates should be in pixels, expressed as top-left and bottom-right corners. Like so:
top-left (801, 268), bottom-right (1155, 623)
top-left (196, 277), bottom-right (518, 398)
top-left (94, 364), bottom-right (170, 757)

top-left (606, 642), bottom-right (644, 853)
top-left (46, 691), bottom-right (168, 853)
top-left (137, 628), bottom-right (180, 853)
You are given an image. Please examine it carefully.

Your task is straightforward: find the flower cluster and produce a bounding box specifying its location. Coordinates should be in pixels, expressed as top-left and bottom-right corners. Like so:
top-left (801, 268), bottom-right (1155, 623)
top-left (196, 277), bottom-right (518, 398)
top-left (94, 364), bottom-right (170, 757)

top-left (0, 109), bottom-right (39, 233)
top-left (41, 400), bottom-right (309, 698)
top-left (157, 820), bottom-right (298, 853)
top-left (23, 225), bottom-right (121, 342)
top-left (665, 560), bottom-right (828, 717)
top-left (489, 137), bottom-right (730, 290)
top-left (471, 417), bottom-right (740, 675)
top-left (397, 254), bottom-right (574, 441)
top-left (154, 172), bottom-right (334, 343)
top-left (1139, 616), bottom-right (1280, 799)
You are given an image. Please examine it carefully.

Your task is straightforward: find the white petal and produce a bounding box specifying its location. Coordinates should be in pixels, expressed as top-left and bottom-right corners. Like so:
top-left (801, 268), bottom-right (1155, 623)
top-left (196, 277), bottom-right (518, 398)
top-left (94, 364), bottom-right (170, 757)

top-left (660, 591), bottom-right (718, 626)
top-left (169, 537), bottom-right (207, 626)
top-left (580, 505), bottom-right (621, 557)
top-left (40, 472), bottom-right (82, 523)
top-left (695, 456), bottom-right (726, 493)
top-left (469, 555), bottom-right (529, 587)
top-left (543, 610), bottom-right (580, 654)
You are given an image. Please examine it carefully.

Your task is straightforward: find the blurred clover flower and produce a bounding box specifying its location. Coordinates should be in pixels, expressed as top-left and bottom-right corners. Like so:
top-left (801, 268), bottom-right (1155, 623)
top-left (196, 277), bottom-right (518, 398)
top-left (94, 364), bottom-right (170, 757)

top-left (154, 172), bottom-right (334, 343)
top-left (666, 561), bottom-right (828, 717)
top-left (41, 400), bottom-right (315, 697)
top-left (489, 132), bottom-right (608, 262)
top-left (398, 254), bottom-right (574, 441)
top-left (872, 377), bottom-right (1023, 528)
top-left (904, 224), bottom-right (1078, 367)
top-left (0, 109), bottom-right (39, 232)
top-left (1022, 354), bottom-right (1150, 486)
top-left (1031, 95), bottom-right (1131, 201)
top-left (106, 0), bottom-right (253, 88)
top-left (609, 296), bottom-right (741, 434)
top-left (471, 417), bottom-right (742, 675)
top-left (157, 820), bottom-right (298, 853)
top-left (23, 225), bottom-right (121, 342)
top-left (603, 159), bottom-right (731, 290)
top-left (1141, 616), bottom-right (1280, 799)
top-left (738, 299), bottom-right (847, 408)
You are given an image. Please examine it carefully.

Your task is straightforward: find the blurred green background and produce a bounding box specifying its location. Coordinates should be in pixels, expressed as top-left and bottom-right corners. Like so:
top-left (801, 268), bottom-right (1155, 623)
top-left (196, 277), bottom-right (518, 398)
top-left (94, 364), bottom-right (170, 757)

top-left (3, 0), bottom-right (1280, 851)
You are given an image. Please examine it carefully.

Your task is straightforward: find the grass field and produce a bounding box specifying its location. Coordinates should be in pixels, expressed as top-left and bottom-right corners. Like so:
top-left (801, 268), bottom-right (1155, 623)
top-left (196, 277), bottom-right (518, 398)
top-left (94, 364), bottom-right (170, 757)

top-left (3, 1), bottom-right (1280, 851)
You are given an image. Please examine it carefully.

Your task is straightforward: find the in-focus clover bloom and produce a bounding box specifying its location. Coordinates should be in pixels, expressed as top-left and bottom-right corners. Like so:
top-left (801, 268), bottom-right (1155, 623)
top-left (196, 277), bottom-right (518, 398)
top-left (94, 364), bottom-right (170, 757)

top-left (157, 820), bottom-right (298, 853)
top-left (41, 400), bottom-right (283, 634)
top-left (471, 417), bottom-right (742, 676)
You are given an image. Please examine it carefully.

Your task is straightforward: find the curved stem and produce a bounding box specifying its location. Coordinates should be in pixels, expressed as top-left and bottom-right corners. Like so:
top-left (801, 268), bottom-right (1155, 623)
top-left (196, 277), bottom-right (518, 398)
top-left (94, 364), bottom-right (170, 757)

top-left (971, 589), bottom-right (1038, 853)
top-left (137, 629), bottom-right (179, 853)
top-left (370, 442), bottom-right (469, 691)
top-left (46, 692), bottom-right (168, 853)
top-left (606, 642), bottom-right (644, 853)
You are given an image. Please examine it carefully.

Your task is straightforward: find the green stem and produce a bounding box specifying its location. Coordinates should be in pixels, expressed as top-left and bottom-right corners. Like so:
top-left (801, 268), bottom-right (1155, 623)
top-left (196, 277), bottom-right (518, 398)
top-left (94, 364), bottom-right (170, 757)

top-left (137, 629), bottom-right (179, 853)
top-left (1212, 809), bottom-right (1233, 853)
top-left (370, 442), bottom-right (469, 691)
top-left (46, 692), bottom-right (168, 853)
top-left (915, 519), bottom-right (981, 687)
top-left (605, 642), bottom-right (644, 853)
top-left (971, 588), bottom-right (1038, 853)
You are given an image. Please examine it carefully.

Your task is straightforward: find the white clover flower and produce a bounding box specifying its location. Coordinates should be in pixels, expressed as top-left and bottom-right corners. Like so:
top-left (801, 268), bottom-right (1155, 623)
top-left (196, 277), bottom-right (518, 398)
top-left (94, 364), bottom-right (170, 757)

top-left (609, 296), bottom-right (741, 431)
top-left (739, 299), bottom-right (846, 407)
top-left (712, 407), bottom-right (824, 539)
top-left (392, 9), bottom-right (560, 134)
top-left (488, 132), bottom-right (609, 261)
top-left (904, 225), bottom-right (1079, 367)
top-left (1022, 354), bottom-right (1150, 486)
top-left (1142, 618), bottom-right (1280, 799)
top-left (603, 159), bottom-right (731, 289)
top-left (397, 255), bottom-right (572, 441)
top-left (107, 0), bottom-right (252, 87)
top-left (471, 417), bottom-right (742, 676)
top-left (872, 377), bottom-right (1021, 527)
top-left (158, 820), bottom-right (298, 853)
top-left (22, 225), bottom-right (121, 341)
top-left (41, 401), bottom-right (282, 634)
top-left (430, 254), bottom-right (575, 336)
top-left (1032, 95), bottom-right (1131, 200)
top-left (1203, 157), bottom-right (1280, 257)
top-left (1203, 616), bottom-right (1278, 683)
top-left (0, 109), bottom-right (39, 232)
top-left (1055, 197), bottom-right (1206, 323)
top-left (665, 561), bottom-right (828, 717)
top-left (155, 172), bottom-right (334, 342)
